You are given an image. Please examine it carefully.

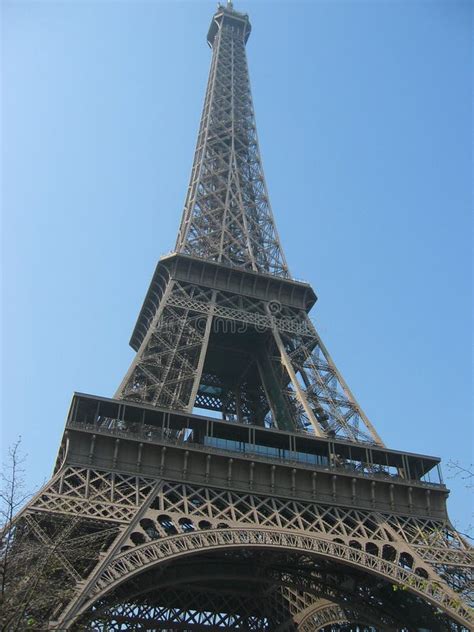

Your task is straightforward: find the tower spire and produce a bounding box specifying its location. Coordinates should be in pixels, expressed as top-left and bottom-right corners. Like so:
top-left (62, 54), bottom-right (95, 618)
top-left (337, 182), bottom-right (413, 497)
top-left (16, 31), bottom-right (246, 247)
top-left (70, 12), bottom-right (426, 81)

top-left (175, 3), bottom-right (289, 278)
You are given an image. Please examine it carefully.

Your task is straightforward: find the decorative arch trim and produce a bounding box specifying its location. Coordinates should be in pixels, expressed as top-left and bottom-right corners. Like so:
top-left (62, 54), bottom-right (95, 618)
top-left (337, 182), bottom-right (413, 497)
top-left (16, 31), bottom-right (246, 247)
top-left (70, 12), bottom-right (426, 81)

top-left (296, 600), bottom-right (379, 631)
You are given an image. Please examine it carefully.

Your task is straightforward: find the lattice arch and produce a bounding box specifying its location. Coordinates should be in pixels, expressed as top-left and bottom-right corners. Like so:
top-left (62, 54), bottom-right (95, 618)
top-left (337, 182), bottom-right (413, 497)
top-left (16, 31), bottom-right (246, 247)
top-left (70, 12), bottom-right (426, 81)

top-left (296, 599), bottom-right (380, 631)
top-left (59, 525), bottom-right (472, 628)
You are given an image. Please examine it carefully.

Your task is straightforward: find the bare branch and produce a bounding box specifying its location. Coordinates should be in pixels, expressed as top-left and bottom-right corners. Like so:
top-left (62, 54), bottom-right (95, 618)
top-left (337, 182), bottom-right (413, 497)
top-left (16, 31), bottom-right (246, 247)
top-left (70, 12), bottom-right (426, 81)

top-left (446, 459), bottom-right (474, 488)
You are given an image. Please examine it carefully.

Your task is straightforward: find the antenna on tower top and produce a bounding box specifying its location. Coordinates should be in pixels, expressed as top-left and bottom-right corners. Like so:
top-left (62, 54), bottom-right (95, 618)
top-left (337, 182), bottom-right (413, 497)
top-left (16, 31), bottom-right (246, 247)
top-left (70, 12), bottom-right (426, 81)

top-left (227, 0), bottom-right (234, 8)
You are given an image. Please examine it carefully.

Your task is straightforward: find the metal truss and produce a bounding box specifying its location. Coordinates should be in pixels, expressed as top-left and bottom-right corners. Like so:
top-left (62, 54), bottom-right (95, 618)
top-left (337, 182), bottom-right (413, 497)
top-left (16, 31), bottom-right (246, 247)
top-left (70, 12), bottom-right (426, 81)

top-left (27, 466), bottom-right (157, 523)
top-left (264, 307), bottom-right (383, 443)
top-left (82, 558), bottom-right (401, 631)
top-left (86, 585), bottom-right (290, 631)
top-left (117, 277), bottom-right (384, 443)
top-left (22, 473), bottom-right (473, 581)
top-left (115, 281), bottom-right (214, 410)
top-left (175, 8), bottom-right (289, 277)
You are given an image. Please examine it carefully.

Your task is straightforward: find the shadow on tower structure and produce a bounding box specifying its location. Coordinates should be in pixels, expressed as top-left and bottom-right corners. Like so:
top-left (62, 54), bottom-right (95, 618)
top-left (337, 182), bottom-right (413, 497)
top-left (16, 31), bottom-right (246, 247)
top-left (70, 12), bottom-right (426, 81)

top-left (2, 3), bottom-right (473, 630)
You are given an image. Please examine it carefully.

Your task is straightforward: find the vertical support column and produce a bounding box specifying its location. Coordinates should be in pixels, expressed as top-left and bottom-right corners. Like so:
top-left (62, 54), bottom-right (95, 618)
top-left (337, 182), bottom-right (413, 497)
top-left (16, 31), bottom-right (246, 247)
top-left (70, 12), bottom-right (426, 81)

top-left (137, 443), bottom-right (143, 472)
top-left (205, 455), bottom-right (212, 482)
top-left (85, 469), bottom-right (91, 499)
top-left (88, 435), bottom-right (96, 465)
top-left (311, 472), bottom-right (317, 499)
top-left (160, 447), bottom-right (167, 476)
top-left (351, 478), bottom-right (357, 504)
top-left (113, 439), bottom-right (120, 468)
top-left (227, 458), bottom-right (233, 486)
top-left (183, 451), bottom-right (189, 480)
top-left (291, 469), bottom-right (296, 495)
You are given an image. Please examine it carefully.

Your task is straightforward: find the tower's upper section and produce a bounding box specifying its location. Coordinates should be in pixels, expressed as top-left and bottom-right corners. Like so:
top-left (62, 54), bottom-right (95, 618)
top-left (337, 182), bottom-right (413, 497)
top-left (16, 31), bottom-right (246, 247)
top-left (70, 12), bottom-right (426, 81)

top-left (174, 2), bottom-right (290, 278)
top-left (207, 3), bottom-right (251, 47)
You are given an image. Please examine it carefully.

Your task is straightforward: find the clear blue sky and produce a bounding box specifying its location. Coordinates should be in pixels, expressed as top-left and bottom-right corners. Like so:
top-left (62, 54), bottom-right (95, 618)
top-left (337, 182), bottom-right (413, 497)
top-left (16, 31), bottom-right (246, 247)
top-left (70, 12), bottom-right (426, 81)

top-left (2, 1), bottom-right (472, 531)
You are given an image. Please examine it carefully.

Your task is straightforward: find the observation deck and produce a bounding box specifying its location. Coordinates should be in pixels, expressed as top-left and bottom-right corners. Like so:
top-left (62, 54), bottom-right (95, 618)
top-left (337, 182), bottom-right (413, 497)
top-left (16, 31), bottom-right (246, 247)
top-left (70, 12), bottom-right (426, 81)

top-left (207, 3), bottom-right (251, 48)
top-left (58, 392), bottom-right (448, 521)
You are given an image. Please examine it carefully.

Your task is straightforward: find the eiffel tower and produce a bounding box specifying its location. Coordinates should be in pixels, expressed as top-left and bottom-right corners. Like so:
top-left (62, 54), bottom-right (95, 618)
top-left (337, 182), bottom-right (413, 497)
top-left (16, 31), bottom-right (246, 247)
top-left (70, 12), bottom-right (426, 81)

top-left (3, 3), bottom-right (472, 630)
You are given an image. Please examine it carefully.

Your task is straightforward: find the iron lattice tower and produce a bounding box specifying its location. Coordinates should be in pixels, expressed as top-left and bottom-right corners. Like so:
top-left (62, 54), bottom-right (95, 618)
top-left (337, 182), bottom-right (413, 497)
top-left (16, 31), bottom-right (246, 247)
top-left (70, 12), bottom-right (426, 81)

top-left (3, 3), bottom-right (473, 631)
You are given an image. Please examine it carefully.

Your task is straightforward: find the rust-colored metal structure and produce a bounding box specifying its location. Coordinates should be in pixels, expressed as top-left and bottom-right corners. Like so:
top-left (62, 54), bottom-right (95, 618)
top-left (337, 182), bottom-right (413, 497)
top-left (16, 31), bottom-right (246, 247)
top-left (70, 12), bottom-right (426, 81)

top-left (4, 2), bottom-right (473, 630)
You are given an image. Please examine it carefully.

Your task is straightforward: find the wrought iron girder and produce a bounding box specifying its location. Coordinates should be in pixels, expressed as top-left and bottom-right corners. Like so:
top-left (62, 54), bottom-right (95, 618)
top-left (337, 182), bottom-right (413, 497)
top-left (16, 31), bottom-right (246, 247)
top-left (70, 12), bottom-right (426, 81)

top-left (27, 466), bottom-right (156, 523)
